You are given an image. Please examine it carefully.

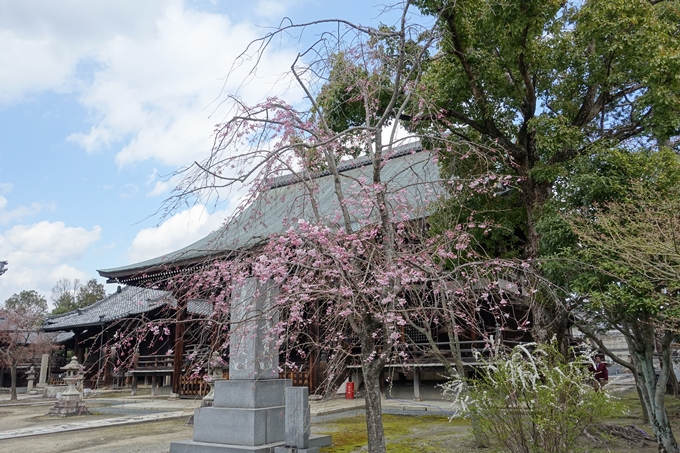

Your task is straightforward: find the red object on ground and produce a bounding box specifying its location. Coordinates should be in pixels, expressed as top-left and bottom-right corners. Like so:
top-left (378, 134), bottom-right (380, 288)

top-left (345, 382), bottom-right (355, 399)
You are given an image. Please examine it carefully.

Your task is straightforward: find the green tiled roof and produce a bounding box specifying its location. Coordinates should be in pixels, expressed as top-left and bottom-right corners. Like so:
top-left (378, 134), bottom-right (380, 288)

top-left (98, 144), bottom-right (442, 282)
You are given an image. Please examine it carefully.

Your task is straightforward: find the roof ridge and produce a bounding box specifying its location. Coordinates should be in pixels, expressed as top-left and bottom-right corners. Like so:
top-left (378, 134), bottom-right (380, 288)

top-left (44, 286), bottom-right (168, 321)
top-left (267, 141), bottom-right (422, 189)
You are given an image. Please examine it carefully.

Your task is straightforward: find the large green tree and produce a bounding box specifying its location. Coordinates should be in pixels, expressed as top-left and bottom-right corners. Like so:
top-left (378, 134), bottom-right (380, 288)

top-left (5, 290), bottom-right (48, 315)
top-left (565, 148), bottom-right (680, 453)
top-left (413, 0), bottom-right (680, 344)
top-left (51, 278), bottom-right (106, 315)
top-left (1, 291), bottom-right (52, 400)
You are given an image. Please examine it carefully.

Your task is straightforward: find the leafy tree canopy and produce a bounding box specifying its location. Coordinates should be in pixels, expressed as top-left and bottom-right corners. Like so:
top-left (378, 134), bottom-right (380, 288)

top-left (561, 147), bottom-right (680, 453)
top-left (3, 290), bottom-right (48, 316)
top-left (413, 0), bottom-right (680, 258)
top-left (51, 278), bottom-right (106, 315)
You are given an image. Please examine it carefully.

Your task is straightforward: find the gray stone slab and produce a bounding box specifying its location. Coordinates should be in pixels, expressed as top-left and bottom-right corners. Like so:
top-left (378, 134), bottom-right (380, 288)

top-left (168, 436), bottom-right (331, 453)
top-left (229, 278), bottom-right (279, 380)
top-left (308, 435), bottom-right (332, 448)
top-left (284, 386), bottom-right (310, 448)
top-left (170, 439), bottom-right (281, 453)
top-left (214, 379), bottom-right (291, 409)
top-left (267, 406), bottom-right (285, 444)
top-left (401, 405), bottom-right (427, 411)
top-left (192, 406), bottom-right (285, 446)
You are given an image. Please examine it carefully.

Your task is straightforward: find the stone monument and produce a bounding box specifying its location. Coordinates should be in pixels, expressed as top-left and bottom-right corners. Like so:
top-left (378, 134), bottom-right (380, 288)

top-left (37, 353), bottom-right (49, 390)
top-left (274, 387), bottom-right (318, 453)
top-left (48, 356), bottom-right (89, 416)
top-left (170, 279), bottom-right (290, 453)
top-left (169, 278), bottom-right (331, 453)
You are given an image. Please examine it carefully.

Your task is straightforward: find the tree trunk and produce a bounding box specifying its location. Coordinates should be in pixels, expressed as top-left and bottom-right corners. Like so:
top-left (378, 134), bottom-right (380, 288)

top-left (10, 363), bottom-right (17, 401)
top-left (628, 327), bottom-right (678, 453)
top-left (666, 366), bottom-right (679, 397)
top-left (362, 360), bottom-right (386, 453)
top-left (635, 375), bottom-right (650, 424)
top-left (530, 299), bottom-right (569, 353)
top-left (518, 171), bottom-right (569, 352)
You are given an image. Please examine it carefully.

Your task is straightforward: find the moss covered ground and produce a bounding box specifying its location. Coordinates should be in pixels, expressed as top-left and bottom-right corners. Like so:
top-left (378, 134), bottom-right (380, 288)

top-left (314, 389), bottom-right (680, 453)
top-left (316, 414), bottom-right (471, 453)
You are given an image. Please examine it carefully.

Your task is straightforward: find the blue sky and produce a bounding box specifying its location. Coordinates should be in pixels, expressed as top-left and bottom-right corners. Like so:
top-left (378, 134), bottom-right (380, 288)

top-left (0, 0), bottom-right (420, 305)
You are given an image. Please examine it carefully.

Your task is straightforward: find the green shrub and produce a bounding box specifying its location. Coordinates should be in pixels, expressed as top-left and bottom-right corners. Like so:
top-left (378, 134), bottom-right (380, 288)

top-left (444, 343), bottom-right (616, 453)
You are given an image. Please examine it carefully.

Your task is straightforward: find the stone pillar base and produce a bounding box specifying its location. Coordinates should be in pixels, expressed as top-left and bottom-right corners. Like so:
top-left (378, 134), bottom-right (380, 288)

top-left (170, 435), bottom-right (331, 453)
top-left (274, 447), bottom-right (320, 453)
top-left (48, 397), bottom-right (89, 416)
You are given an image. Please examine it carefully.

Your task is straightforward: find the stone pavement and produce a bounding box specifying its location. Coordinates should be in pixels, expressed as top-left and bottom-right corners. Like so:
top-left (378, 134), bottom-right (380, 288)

top-left (0, 392), bottom-right (452, 441)
top-left (309, 397), bottom-right (451, 416)
top-left (0, 410), bottom-right (186, 440)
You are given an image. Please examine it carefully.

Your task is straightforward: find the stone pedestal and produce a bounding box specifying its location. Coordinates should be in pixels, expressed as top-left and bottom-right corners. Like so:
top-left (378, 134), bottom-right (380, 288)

top-left (48, 393), bottom-right (89, 416)
top-left (171, 379), bottom-right (291, 453)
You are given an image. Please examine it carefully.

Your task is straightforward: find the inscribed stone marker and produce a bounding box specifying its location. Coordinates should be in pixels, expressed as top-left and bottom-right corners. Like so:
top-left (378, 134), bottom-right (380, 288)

top-left (229, 278), bottom-right (279, 380)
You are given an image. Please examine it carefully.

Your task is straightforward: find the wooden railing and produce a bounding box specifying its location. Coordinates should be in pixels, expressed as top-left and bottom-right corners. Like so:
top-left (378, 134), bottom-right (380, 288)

top-left (405, 339), bottom-right (528, 363)
top-left (48, 373), bottom-right (66, 386)
top-left (179, 369), bottom-right (311, 397)
top-left (135, 354), bottom-right (174, 370)
top-left (180, 376), bottom-right (208, 396)
top-left (280, 370), bottom-right (310, 387)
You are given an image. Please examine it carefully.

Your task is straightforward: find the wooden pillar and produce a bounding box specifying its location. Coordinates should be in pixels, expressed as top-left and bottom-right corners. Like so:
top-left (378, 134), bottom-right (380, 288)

top-left (102, 329), bottom-right (110, 386)
top-left (151, 375), bottom-right (158, 396)
top-left (172, 303), bottom-right (186, 395)
top-left (131, 375), bottom-right (138, 396)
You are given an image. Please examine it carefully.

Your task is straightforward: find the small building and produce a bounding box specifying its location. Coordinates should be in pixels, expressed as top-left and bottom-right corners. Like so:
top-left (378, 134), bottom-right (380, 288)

top-left (43, 285), bottom-right (210, 393)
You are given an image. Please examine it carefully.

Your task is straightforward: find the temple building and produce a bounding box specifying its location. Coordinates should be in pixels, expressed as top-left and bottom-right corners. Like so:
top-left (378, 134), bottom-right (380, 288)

top-left (42, 143), bottom-right (531, 399)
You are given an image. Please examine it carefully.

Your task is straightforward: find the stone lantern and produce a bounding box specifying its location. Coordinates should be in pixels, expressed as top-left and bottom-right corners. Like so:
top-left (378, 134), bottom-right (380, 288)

top-left (48, 356), bottom-right (89, 416)
top-left (201, 352), bottom-right (226, 407)
top-left (27, 366), bottom-right (37, 395)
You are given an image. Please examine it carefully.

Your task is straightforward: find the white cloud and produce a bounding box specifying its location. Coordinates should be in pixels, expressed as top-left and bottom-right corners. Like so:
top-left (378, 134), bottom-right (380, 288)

top-left (119, 183), bottom-right (139, 199)
top-left (0, 200), bottom-right (50, 225)
top-left (0, 1), bottom-right (171, 105)
top-left (0, 220), bottom-right (101, 303)
top-left (254, 0), bottom-right (288, 19)
top-left (66, 3), bottom-right (301, 167)
top-left (1, 1), bottom-right (302, 168)
top-left (148, 179), bottom-right (174, 198)
top-left (0, 186), bottom-right (54, 225)
top-left (0, 182), bottom-right (13, 194)
top-left (127, 204), bottom-right (228, 262)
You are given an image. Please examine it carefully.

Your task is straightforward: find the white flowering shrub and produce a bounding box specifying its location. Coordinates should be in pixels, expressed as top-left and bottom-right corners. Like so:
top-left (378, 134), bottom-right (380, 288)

top-left (443, 342), bottom-right (615, 453)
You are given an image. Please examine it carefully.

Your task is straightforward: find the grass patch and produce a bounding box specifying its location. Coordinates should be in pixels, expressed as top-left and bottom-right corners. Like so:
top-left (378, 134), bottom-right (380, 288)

top-left (317, 414), bottom-right (469, 453)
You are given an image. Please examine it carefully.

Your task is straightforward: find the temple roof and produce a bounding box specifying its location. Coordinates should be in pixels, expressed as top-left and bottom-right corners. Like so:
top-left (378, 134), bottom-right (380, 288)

top-left (98, 143), bottom-right (443, 283)
top-left (43, 286), bottom-right (211, 331)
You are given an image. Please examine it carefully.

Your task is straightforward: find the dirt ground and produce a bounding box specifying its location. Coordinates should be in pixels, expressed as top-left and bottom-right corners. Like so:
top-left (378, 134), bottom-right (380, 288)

top-left (0, 417), bottom-right (193, 453)
top-left (0, 390), bottom-right (678, 453)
